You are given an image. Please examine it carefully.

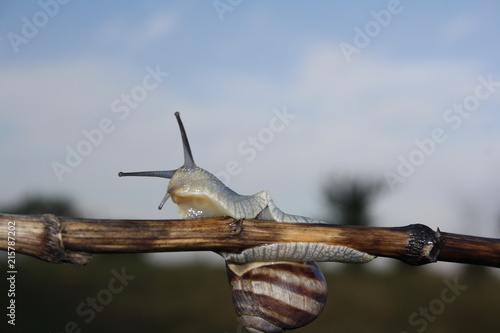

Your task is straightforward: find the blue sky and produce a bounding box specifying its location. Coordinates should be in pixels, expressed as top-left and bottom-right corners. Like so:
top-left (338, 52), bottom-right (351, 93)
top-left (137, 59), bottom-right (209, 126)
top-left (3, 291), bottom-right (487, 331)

top-left (1, 1), bottom-right (499, 264)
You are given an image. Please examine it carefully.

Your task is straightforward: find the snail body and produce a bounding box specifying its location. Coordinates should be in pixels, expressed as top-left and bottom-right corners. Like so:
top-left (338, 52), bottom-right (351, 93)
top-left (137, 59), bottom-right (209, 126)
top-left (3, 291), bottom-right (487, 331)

top-left (119, 112), bottom-right (374, 332)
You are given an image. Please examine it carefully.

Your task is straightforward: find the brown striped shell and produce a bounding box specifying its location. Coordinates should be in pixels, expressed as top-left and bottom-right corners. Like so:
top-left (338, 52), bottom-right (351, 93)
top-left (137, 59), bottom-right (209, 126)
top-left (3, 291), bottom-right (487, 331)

top-left (226, 261), bottom-right (328, 333)
top-left (119, 113), bottom-right (338, 332)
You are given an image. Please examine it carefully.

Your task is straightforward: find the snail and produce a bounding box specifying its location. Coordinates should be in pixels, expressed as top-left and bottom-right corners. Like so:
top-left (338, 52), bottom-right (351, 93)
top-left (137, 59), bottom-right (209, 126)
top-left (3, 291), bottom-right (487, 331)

top-left (119, 112), bottom-right (374, 332)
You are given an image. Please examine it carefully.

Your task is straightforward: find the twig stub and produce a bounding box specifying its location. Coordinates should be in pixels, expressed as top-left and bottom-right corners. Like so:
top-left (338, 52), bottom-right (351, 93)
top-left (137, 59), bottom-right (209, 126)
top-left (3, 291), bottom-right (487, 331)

top-left (398, 224), bottom-right (444, 266)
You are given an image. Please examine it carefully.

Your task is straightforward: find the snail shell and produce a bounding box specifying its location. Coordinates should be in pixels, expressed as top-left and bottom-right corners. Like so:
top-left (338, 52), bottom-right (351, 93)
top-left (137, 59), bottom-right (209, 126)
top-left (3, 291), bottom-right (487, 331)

top-left (119, 112), bottom-right (372, 333)
top-left (226, 261), bottom-right (327, 333)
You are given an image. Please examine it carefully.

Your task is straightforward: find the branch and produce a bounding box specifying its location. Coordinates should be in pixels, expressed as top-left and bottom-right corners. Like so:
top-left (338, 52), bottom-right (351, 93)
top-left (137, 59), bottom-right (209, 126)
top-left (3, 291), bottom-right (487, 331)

top-left (1, 213), bottom-right (499, 267)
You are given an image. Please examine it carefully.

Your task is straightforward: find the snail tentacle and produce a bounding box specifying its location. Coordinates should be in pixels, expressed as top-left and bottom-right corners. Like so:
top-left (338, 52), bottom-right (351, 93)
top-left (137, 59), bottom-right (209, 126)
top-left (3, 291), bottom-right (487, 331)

top-left (119, 112), bottom-right (375, 333)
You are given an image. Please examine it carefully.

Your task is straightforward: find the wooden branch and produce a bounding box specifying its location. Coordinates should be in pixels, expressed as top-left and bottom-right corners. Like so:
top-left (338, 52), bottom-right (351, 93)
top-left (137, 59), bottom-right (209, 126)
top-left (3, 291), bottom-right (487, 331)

top-left (1, 213), bottom-right (499, 267)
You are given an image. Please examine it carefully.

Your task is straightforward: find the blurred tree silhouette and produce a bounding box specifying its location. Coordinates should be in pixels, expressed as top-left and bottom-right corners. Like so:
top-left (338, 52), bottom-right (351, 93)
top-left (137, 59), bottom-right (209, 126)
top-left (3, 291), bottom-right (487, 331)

top-left (1, 193), bottom-right (499, 333)
top-left (323, 176), bottom-right (385, 226)
top-left (2, 194), bottom-right (80, 216)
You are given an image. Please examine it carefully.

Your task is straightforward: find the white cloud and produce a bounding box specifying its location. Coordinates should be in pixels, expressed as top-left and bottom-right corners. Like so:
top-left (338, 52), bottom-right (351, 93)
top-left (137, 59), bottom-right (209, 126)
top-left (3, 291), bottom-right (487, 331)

top-left (0, 59), bottom-right (132, 146)
top-left (0, 58), bottom-right (173, 216)
top-left (234, 42), bottom-right (500, 236)
top-left (1, 38), bottom-right (498, 245)
top-left (439, 15), bottom-right (479, 44)
top-left (97, 10), bottom-right (177, 51)
top-left (143, 11), bottom-right (177, 41)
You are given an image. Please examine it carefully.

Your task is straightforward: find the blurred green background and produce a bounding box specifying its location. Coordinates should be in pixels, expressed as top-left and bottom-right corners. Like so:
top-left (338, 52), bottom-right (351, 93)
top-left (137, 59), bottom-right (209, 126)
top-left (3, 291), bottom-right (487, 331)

top-left (1, 192), bottom-right (499, 333)
top-left (1, 252), bottom-right (499, 333)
